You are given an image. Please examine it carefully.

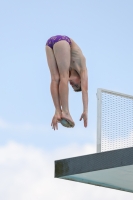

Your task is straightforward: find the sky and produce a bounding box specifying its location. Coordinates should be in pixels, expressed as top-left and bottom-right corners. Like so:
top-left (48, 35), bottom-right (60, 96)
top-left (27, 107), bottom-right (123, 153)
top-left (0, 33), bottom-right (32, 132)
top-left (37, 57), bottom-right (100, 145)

top-left (0, 0), bottom-right (133, 199)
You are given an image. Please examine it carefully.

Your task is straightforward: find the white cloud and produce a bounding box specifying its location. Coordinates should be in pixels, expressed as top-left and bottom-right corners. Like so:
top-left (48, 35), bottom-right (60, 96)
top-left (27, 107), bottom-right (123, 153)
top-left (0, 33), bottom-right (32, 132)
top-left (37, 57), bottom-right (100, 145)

top-left (0, 117), bottom-right (49, 132)
top-left (0, 142), bottom-right (132, 200)
top-left (0, 118), bottom-right (9, 129)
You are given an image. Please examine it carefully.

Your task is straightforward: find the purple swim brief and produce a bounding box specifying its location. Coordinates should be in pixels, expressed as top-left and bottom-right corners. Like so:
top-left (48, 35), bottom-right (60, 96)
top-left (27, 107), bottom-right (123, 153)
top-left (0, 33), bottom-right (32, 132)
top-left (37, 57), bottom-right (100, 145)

top-left (46, 35), bottom-right (71, 49)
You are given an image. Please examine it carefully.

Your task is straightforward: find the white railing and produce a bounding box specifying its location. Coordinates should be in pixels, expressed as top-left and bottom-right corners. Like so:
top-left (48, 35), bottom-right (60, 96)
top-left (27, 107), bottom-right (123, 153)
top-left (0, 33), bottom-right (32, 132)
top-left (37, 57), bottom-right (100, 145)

top-left (97, 88), bottom-right (133, 152)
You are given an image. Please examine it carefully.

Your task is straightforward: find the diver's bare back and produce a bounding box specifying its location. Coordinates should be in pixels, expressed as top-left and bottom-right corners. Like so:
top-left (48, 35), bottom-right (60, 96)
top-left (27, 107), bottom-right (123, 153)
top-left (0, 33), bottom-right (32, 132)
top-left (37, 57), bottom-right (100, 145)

top-left (70, 38), bottom-right (86, 74)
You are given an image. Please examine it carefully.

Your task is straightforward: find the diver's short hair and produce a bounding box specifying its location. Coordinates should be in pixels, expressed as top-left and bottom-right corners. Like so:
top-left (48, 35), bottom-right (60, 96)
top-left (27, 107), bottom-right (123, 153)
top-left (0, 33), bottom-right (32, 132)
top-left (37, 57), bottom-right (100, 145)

top-left (74, 87), bottom-right (82, 92)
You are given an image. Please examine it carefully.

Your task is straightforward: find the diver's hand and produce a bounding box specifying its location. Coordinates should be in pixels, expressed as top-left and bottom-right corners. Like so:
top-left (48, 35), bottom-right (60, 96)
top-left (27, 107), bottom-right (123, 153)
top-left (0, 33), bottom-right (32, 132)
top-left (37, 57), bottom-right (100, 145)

top-left (51, 111), bottom-right (61, 130)
top-left (80, 112), bottom-right (88, 127)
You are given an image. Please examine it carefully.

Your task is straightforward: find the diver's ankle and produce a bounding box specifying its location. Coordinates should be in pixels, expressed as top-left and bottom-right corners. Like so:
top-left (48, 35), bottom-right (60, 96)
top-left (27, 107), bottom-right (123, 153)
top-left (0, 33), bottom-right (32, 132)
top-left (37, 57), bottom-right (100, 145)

top-left (62, 110), bottom-right (70, 116)
top-left (55, 109), bottom-right (62, 115)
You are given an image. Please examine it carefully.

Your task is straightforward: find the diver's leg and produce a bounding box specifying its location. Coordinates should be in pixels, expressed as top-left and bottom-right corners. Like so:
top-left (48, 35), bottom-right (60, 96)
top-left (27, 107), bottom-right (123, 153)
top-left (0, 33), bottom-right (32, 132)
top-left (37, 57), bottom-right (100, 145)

top-left (53, 41), bottom-right (75, 127)
top-left (45, 46), bottom-right (61, 129)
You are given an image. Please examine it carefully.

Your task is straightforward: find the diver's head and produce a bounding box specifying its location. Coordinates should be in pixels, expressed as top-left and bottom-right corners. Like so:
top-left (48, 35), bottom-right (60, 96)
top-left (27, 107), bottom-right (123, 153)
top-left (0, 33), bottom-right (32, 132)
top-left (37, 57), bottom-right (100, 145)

top-left (69, 69), bottom-right (81, 92)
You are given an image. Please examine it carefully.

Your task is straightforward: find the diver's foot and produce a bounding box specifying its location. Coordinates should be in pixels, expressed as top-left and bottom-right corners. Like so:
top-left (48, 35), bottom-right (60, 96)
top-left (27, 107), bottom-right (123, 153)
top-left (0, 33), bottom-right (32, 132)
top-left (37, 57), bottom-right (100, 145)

top-left (61, 112), bottom-right (75, 128)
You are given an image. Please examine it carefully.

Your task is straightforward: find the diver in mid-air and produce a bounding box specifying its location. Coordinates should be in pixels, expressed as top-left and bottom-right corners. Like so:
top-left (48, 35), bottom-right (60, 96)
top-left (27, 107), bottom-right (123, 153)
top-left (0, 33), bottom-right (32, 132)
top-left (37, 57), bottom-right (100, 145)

top-left (45, 35), bottom-right (88, 130)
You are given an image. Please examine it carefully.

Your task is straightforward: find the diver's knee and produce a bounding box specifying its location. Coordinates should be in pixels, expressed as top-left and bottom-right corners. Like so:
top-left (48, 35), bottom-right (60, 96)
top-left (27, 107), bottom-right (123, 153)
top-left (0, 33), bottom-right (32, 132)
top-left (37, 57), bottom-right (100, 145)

top-left (51, 75), bottom-right (60, 83)
top-left (59, 72), bottom-right (69, 81)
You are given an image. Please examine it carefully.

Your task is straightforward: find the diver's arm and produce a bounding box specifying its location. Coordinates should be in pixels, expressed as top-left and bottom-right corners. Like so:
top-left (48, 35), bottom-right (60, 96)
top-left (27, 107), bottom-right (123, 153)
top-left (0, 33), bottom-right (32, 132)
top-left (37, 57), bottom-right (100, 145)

top-left (80, 57), bottom-right (88, 127)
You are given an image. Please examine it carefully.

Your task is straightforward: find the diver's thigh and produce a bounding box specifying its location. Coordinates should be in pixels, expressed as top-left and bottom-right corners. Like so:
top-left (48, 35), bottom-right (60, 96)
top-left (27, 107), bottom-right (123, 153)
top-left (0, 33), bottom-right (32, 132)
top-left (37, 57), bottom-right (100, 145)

top-left (45, 46), bottom-right (59, 81)
top-left (53, 41), bottom-right (70, 76)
